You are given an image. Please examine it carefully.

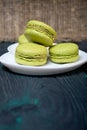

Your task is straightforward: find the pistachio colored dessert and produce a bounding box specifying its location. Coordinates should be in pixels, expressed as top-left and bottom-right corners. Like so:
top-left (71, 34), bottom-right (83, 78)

top-left (18, 34), bottom-right (31, 44)
top-left (49, 43), bottom-right (79, 63)
top-left (24, 20), bottom-right (57, 47)
top-left (15, 43), bottom-right (47, 66)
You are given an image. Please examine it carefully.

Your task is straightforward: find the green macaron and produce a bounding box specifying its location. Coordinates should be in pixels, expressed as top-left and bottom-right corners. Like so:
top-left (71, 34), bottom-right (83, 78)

top-left (15, 42), bottom-right (47, 66)
top-left (49, 43), bottom-right (79, 63)
top-left (24, 20), bottom-right (57, 47)
top-left (18, 34), bottom-right (31, 44)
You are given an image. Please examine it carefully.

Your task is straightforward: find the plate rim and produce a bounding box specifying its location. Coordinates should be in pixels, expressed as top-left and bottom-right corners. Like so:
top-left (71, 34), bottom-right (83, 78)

top-left (0, 50), bottom-right (87, 75)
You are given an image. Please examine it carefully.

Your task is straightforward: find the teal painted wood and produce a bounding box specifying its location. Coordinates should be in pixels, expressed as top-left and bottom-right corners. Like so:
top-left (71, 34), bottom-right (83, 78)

top-left (0, 41), bottom-right (87, 130)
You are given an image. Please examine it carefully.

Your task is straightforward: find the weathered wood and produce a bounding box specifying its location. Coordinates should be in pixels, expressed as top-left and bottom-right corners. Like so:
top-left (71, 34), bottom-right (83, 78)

top-left (0, 0), bottom-right (87, 42)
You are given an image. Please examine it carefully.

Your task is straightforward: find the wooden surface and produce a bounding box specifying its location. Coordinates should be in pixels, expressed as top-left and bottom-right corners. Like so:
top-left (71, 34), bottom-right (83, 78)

top-left (0, 0), bottom-right (87, 42)
top-left (0, 41), bottom-right (87, 130)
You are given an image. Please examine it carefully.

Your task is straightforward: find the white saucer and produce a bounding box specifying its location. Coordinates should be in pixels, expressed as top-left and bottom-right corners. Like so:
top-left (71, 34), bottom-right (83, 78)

top-left (0, 49), bottom-right (87, 75)
top-left (7, 43), bottom-right (18, 54)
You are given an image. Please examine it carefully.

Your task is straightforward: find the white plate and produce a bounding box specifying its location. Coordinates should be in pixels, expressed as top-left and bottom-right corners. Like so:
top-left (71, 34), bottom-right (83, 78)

top-left (7, 43), bottom-right (18, 54)
top-left (0, 50), bottom-right (87, 75)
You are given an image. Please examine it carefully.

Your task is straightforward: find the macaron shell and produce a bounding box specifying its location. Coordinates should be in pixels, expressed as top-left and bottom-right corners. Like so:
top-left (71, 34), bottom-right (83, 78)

top-left (25, 29), bottom-right (53, 47)
top-left (18, 34), bottom-right (31, 44)
top-left (16, 43), bottom-right (47, 55)
top-left (26, 20), bottom-right (57, 37)
top-left (50, 43), bottom-right (79, 55)
top-left (15, 57), bottom-right (47, 66)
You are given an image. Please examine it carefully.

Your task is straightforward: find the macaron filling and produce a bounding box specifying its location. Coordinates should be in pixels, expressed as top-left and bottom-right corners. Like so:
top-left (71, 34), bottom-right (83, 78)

top-left (50, 53), bottom-right (79, 59)
top-left (15, 53), bottom-right (46, 62)
top-left (26, 24), bottom-right (54, 40)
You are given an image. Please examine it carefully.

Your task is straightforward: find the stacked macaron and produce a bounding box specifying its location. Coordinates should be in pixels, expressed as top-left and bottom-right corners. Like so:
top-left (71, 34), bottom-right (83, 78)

top-left (15, 20), bottom-right (57, 66)
top-left (18, 34), bottom-right (31, 44)
top-left (15, 20), bottom-right (79, 66)
top-left (24, 20), bottom-right (57, 47)
top-left (18, 20), bottom-right (57, 46)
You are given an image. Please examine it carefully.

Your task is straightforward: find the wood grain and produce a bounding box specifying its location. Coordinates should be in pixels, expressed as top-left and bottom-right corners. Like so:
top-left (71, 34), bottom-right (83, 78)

top-left (0, 0), bottom-right (87, 42)
top-left (0, 42), bottom-right (87, 130)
